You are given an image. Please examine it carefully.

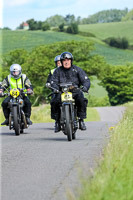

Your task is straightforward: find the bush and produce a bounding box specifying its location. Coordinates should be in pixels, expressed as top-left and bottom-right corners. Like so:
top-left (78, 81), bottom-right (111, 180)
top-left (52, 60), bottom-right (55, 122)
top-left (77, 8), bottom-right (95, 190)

top-left (101, 65), bottom-right (133, 105)
top-left (58, 23), bottom-right (64, 32)
top-left (66, 23), bottom-right (79, 34)
top-left (104, 37), bottom-right (129, 49)
top-left (41, 22), bottom-right (50, 31)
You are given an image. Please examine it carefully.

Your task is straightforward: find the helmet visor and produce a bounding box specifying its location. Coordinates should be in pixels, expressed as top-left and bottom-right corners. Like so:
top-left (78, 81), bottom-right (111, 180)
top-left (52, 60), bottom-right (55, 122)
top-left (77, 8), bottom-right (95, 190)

top-left (13, 71), bottom-right (19, 76)
top-left (61, 53), bottom-right (72, 60)
top-left (11, 70), bottom-right (21, 79)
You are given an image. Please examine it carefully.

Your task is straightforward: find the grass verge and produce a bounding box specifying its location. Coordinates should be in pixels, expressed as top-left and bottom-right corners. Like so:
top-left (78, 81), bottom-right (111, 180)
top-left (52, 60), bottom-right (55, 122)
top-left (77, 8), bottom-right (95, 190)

top-left (68, 104), bottom-right (133, 200)
top-left (0, 104), bottom-right (100, 125)
top-left (31, 104), bottom-right (100, 123)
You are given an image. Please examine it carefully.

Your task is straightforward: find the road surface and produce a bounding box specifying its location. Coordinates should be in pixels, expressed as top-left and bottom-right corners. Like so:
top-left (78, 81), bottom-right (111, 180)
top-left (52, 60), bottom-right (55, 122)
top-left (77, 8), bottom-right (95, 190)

top-left (0, 106), bottom-right (125, 200)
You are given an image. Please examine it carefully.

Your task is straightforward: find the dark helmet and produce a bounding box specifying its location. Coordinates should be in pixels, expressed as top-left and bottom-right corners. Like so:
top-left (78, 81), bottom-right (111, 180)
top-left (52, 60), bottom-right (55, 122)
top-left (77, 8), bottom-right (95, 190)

top-left (54, 55), bottom-right (61, 67)
top-left (60, 52), bottom-right (73, 65)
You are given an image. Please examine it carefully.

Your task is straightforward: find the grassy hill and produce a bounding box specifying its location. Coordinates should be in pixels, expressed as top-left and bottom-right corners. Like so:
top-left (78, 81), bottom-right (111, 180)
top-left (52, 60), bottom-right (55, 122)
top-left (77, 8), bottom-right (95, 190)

top-left (0, 30), bottom-right (86, 54)
top-left (1, 23), bottom-right (133, 66)
top-left (79, 21), bottom-right (133, 45)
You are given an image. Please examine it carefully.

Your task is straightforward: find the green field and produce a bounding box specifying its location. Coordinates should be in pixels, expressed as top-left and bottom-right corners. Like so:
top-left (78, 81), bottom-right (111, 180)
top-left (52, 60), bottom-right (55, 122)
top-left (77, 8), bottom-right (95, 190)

top-left (94, 43), bottom-right (133, 65)
top-left (79, 21), bottom-right (133, 45)
top-left (1, 23), bottom-right (133, 66)
top-left (0, 30), bottom-right (86, 54)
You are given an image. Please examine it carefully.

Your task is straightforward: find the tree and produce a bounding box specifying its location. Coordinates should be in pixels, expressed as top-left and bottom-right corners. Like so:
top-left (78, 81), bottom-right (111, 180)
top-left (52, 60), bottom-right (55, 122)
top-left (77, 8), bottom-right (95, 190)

top-left (1, 49), bottom-right (29, 81)
top-left (101, 65), bottom-right (133, 105)
top-left (66, 23), bottom-right (79, 34)
top-left (3, 27), bottom-right (11, 30)
top-left (64, 14), bottom-right (76, 24)
top-left (45, 15), bottom-right (65, 27)
top-left (122, 9), bottom-right (133, 21)
top-left (58, 23), bottom-right (64, 32)
top-left (41, 22), bottom-right (50, 31)
top-left (81, 8), bottom-right (128, 24)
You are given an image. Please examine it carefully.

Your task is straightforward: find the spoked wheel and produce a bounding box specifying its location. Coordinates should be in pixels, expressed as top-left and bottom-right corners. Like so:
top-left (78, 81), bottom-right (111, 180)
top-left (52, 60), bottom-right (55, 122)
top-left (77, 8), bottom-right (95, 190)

top-left (65, 105), bottom-right (72, 141)
top-left (13, 106), bottom-right (20, 136)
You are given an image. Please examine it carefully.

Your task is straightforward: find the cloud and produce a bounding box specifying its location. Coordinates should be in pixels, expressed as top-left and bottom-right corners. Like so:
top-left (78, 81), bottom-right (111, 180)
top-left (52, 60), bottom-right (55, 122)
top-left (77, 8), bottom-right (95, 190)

top-left (4, 0), bottom-right (35, 7)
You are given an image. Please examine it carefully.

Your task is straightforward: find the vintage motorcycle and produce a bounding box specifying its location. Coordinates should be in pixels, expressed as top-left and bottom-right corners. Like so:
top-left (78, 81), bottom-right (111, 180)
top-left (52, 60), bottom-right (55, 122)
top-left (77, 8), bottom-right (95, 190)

top-left (0, 87), bottom-right (32, 136)
top-left (59, 83), bottom-right (78, 141)
top-left (48, 82), bottom-right (86, 141)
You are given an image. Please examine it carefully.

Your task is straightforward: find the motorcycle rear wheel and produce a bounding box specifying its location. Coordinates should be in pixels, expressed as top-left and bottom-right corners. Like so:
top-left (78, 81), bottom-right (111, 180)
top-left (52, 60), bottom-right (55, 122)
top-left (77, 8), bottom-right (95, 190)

top-left (13, 106), bottom-right (20, 136)
top-left (65, 105), bottom-right (72, 141)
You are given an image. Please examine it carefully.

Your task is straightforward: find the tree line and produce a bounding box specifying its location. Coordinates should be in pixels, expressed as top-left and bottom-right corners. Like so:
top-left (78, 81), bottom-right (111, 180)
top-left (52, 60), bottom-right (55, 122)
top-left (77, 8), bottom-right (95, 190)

top-left (17, 8), bottom-right (129, 31)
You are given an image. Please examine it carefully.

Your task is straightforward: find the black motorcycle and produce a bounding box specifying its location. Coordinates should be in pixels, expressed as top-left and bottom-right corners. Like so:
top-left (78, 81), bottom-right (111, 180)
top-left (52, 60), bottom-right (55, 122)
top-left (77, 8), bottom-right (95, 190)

top-left (48, 83), bottom-right (86, 141)
top-left (1, 87), bottom-right (32, 136)
top-left (59, 83), bottom-right (78, 141)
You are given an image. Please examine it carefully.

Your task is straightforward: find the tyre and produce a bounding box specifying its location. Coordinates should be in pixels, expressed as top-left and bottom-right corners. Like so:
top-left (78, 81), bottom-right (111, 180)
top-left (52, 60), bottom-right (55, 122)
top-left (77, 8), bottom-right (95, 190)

top-left (13, 106), bottom-right (20, 136)
top-left (65, 105), bottom-right (72, 141)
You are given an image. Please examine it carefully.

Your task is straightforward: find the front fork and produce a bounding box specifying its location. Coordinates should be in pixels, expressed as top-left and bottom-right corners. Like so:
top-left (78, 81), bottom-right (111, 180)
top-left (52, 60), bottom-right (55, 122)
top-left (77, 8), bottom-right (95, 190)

top-left (9, 102), bottom-right (21, 130)
top-left (60, 103), bottom-right (75, 131)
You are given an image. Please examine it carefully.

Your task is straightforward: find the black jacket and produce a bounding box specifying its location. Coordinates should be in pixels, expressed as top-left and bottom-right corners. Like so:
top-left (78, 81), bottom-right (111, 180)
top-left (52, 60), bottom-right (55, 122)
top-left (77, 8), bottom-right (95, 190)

top-left (51, 65), bottom-right (90, 91)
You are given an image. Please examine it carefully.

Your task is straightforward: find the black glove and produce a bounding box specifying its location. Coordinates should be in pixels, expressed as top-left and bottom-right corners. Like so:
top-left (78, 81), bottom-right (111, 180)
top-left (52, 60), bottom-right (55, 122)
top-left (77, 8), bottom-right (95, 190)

top-left (82, 86), bottom-right (88, 93)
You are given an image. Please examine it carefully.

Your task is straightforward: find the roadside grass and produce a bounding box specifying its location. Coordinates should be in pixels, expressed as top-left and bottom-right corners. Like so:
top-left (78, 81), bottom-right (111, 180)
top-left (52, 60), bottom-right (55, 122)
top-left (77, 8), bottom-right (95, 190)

top-left (68, 104), bottom-right (133, 200)
top-left (31, 104), bottom-right (100, 123)
top-left (0, 104), bottom-right (100, 125)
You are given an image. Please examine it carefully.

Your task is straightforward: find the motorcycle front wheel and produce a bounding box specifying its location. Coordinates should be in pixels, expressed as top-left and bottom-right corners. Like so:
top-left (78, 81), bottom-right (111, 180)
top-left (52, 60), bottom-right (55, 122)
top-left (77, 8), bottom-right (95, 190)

top-left (65, 105), bottom-right (72, 141)
top-left (13, 106), bottom-right (20, 136)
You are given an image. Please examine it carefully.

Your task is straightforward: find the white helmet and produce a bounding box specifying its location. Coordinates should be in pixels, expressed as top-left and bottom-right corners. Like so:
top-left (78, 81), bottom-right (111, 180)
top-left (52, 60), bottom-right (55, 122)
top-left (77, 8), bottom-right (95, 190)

top-left (10, 64), bottom-right (22, 79)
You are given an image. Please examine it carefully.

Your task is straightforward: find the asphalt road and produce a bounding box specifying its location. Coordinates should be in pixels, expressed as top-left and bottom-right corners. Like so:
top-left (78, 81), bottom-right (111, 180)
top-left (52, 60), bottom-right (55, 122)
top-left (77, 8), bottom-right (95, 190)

top-left (0, 106), bottom-right (125, 200)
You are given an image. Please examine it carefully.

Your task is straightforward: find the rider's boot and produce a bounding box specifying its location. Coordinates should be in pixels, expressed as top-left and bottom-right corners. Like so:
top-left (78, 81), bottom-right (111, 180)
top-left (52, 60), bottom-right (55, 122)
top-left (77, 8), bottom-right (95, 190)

top-left (54, 121), bottom-right (61, 132)
top-left (79, 119), bottom-right (86, 130)
top-left (25, 113), bottom-right (32, 125)
top-left (26, 117), bottom-right (32, 125)
top-left (1, 118), bottom-right (9, 126)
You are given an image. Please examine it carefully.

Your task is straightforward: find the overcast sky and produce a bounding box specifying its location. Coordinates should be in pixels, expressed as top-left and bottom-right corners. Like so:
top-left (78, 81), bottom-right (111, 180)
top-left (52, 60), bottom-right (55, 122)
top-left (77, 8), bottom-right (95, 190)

top-left (1, 0), bottom-right (133, 30)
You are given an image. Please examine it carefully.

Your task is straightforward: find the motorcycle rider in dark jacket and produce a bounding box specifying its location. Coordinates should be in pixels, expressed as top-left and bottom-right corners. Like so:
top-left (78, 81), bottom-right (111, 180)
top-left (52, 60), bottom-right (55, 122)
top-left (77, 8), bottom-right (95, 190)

top-left (0, 64), bottom-right (33, 125)
top-left (51, 52), bottom-right (90, 132)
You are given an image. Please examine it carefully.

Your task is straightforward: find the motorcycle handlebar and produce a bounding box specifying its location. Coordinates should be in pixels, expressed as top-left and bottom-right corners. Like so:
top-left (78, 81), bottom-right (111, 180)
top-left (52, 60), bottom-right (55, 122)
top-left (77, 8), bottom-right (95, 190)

top-left (0, 90), bottom-right (33, 97)
top-left (47, 85), bottom-right (88, 99)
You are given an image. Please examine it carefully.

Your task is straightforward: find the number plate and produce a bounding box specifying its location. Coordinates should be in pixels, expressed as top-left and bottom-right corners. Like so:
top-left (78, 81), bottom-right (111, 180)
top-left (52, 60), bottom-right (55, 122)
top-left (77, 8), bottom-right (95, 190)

top-left (10, 89), bottom-right (20, 98)
top-left (61, 92), bottom-right (73, 102)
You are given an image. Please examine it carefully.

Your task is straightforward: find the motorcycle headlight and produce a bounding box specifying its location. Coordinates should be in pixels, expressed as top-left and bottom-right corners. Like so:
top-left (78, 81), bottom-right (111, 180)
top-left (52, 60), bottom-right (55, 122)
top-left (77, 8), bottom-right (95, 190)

top-left (62, 87), bottom-right (68, 93)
